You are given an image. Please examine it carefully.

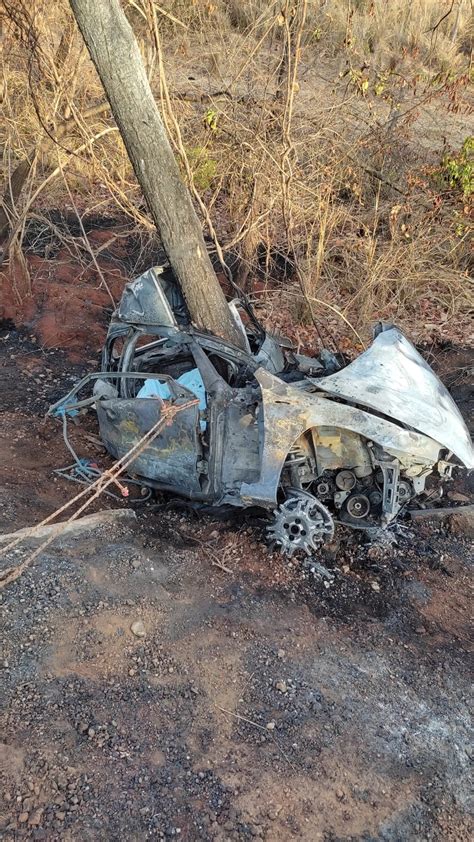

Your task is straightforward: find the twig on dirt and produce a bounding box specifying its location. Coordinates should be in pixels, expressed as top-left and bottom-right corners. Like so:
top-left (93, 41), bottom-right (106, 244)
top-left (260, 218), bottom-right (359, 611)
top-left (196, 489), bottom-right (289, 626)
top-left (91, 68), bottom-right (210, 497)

top-left (130, 0), bottom-right (188, 30)
top-left (426, 0), bottom-right (455, 35)
top-left (0, 508), bottom-right (136, 545)
top-left (281, 289), bottom-right (366, 347)
top-left (2, 127), bottom-right (119, 260)
top-left (216, 705), bottom-right (298, 774)
top-left (176, 529), bottom-right (233, 574)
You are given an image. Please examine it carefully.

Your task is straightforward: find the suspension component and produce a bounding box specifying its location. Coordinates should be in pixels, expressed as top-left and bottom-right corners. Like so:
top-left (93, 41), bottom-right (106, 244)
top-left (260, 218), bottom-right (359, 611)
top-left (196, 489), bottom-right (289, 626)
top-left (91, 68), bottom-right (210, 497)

top-left (283, 446), bottom-right (313, 487)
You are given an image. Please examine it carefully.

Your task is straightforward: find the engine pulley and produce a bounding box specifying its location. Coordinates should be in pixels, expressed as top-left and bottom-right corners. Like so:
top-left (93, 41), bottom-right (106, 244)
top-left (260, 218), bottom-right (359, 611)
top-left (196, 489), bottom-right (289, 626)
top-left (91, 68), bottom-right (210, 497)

top-left (346, 493), bottom-right (371, 519)
top-left (335, 470), bottom-right (356, 491)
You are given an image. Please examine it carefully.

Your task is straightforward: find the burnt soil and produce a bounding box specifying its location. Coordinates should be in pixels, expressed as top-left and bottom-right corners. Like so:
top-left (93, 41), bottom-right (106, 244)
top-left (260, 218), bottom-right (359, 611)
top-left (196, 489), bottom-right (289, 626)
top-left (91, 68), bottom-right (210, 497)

top-left (0, 326), bottom-right (473, 841)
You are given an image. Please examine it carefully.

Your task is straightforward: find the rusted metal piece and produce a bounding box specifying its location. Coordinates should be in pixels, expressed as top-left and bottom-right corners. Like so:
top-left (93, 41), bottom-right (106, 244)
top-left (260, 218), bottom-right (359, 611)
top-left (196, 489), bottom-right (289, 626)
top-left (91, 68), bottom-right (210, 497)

top-left (409, 504), bottom-right (474, 521)
top-left (51, 267), bottom-right (474, 555)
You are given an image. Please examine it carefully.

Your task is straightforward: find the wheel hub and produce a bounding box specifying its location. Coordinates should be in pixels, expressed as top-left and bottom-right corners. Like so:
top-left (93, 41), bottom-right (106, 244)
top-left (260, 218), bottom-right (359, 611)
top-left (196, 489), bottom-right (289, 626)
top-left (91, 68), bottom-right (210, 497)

top-left (267, 490), bottom-right (334, 557)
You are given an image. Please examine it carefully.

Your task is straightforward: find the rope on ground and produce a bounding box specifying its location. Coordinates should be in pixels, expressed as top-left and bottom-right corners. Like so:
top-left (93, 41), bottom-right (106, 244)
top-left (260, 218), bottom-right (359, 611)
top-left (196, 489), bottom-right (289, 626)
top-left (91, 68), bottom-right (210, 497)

top-left (55, 411), bottom-right (152, 502)
top-left (0, 399), bottom-right (197, 589)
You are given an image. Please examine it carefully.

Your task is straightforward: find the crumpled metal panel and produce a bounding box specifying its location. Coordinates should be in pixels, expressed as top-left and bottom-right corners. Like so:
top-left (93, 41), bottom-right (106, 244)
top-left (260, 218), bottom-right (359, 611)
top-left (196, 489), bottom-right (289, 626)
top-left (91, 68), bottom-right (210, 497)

top-left (96, 396), bottom-right (203, 491)
top-left (117, 267), bottom-right (178, 327)
top-left (241, 368), bottom-right (443, 506)
top-left (314, 328), bottom-right (474, 468)
top-left (254, 334), bottom-right (286, 374)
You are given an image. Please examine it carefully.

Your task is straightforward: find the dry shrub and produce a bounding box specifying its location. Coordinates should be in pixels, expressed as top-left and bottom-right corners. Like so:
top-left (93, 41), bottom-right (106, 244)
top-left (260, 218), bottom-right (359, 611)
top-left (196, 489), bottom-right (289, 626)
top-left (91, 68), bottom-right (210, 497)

top-left (0, 0), bottom-right (472, 346)
top-left (303, 0), bottom-right (473, 70)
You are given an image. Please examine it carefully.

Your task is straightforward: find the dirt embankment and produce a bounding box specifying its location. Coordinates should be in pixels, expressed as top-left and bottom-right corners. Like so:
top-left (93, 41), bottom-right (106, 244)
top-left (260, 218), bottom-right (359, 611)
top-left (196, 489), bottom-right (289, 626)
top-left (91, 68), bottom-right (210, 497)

top-left (0, 222), bottom-right (132, 356)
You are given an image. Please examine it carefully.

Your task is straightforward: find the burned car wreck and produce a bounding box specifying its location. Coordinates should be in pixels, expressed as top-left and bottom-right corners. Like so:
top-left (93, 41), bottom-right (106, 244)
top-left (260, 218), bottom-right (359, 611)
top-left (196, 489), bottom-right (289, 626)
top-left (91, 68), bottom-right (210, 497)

top-left (51, 266), bottom-right (474, 556)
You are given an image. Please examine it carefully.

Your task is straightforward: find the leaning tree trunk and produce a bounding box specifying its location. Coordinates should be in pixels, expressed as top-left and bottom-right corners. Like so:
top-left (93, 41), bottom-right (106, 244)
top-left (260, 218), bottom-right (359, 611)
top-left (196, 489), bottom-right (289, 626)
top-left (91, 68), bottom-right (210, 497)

top-left (68, 0), bottom-right (245, 349)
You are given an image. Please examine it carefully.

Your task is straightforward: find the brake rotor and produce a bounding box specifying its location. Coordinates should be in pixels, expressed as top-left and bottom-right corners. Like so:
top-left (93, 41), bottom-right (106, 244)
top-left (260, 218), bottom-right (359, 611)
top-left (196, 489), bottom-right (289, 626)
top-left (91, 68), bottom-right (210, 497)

top-left (267, 489), bottom-right (334, 557)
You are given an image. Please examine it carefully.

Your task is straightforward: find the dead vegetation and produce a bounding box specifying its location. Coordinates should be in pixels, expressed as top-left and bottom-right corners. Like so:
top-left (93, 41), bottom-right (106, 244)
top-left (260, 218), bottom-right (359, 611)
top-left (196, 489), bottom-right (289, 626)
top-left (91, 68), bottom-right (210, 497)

top-left (0, 0), bottom-right (473, 347)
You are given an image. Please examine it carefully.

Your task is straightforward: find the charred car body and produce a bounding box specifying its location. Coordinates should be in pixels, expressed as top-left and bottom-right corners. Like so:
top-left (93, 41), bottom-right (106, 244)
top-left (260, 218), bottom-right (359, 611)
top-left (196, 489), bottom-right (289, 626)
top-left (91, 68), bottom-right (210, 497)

top-left (54, 266), bottom-right (474, 555)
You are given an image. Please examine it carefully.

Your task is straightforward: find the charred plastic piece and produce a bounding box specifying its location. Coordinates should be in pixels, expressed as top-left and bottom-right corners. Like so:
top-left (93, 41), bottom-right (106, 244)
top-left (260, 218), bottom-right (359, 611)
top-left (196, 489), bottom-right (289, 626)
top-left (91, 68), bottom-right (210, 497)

top-left (54, 266), bottom-right (474, 557)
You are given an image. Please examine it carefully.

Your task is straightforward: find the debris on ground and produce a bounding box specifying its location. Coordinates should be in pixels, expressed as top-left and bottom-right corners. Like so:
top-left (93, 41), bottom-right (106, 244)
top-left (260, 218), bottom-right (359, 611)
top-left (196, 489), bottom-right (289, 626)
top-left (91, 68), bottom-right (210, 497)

top-left (303, 559), bottom-right (335, 584)
top-left (449, 508), bottom-right (474, 538)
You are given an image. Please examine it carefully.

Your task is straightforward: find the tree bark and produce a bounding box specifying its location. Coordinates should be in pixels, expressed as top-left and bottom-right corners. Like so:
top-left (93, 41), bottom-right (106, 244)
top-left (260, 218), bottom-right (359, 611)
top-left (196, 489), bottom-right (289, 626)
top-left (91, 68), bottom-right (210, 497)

top-left (68, 0), bottom-right (245, 349)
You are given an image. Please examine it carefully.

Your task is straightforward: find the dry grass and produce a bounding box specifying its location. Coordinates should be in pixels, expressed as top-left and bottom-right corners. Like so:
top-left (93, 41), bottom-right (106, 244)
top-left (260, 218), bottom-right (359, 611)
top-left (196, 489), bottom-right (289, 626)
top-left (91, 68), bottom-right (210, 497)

top-left (306, 0), bottom-right (472, 69)
top-left (0, 0), bottom-right (472, 346)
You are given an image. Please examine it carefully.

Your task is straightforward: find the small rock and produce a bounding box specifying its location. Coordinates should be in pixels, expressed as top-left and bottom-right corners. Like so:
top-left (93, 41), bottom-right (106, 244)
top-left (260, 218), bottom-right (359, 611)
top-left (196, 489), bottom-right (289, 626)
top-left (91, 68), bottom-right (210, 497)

top-left (87, 727), bottom-right (95, 738)
top-left (18, 812), bottom-right (29, 824)
top-left (130, 621), bottom-right (146, 638)
top-left (275, 680), bottom-right (287, 694)
top-left (277, 649), bottom-right (285, 659)
top-left (131, 558), bottom-right (141, 569)
top-left (336, 789), bottom-right (344, 801)
top-left (370, 581), bottom-right (380, 592)
top-left (28, 809), bottom-right (43, 827)
top-left (55, 811), bottom-right (65, 821)
top-left (266, 721), bottom-right (276, 731)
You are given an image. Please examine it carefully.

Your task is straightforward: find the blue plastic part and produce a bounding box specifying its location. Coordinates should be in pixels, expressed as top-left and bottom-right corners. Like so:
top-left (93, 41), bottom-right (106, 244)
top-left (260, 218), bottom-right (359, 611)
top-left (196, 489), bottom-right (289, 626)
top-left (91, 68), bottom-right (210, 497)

top-left (137, 369), bottom-right (207, 430)
top-left (51, 400), bottom-right (79, 418)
